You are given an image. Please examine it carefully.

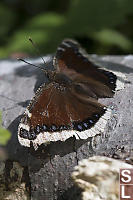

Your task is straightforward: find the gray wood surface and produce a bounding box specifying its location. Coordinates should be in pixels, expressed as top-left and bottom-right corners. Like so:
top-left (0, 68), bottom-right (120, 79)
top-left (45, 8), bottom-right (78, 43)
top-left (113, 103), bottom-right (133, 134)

top-left (0, 55), bottom-right (133, 200)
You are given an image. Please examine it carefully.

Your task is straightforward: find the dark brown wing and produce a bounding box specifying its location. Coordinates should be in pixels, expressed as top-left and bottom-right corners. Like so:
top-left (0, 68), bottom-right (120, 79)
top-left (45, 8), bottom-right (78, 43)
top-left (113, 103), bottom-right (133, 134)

top-left (29, 82), bottom-right (105, 129)
top-left (18, 82), bottom-right (106, 141)
top-left (54, 39), bottom-right (117, 98)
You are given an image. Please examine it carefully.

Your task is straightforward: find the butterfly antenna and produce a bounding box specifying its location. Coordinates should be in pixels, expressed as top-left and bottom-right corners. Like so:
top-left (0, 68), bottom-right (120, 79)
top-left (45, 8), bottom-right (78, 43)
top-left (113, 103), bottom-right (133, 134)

top-left (17, 58), bottom-right (45, 72)
top-left (29, 37), bottom-right (47, 66)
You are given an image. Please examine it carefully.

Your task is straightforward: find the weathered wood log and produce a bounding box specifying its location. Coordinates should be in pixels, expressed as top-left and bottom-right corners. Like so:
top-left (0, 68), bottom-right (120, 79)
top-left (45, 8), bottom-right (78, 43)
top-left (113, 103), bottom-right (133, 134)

top-left (0, 55), bottom-right (133, 200)
top-left (72, 156), bottom-right (133, 200)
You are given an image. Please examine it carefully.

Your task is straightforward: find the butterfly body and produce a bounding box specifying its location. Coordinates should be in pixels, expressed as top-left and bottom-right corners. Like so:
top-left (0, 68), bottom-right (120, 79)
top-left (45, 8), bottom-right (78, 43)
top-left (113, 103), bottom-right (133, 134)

top-left (18, 39), bottom-right (118, 149)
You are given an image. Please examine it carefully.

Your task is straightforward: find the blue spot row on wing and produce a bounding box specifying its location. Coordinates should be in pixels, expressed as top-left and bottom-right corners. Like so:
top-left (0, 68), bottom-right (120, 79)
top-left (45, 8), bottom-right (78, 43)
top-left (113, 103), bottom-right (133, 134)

top-left (19, 110), bottom-right (105, 140)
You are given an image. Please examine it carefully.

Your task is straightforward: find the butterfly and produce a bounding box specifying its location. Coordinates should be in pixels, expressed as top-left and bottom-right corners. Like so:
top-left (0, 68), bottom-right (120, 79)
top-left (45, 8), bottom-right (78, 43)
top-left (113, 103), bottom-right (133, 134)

top-left (18, 39), bottom-right (117, 150)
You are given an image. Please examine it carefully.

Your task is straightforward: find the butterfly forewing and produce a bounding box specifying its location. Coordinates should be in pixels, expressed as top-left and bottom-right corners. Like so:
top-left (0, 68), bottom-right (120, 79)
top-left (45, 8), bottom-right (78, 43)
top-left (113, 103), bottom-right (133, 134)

top-left (55, 39), bottom-right (117, 98)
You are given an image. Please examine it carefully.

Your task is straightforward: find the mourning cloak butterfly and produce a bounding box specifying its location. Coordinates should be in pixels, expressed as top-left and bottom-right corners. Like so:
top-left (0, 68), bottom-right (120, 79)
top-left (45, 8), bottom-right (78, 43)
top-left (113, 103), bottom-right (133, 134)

top-left (18, 39), bottom-right (121, 150)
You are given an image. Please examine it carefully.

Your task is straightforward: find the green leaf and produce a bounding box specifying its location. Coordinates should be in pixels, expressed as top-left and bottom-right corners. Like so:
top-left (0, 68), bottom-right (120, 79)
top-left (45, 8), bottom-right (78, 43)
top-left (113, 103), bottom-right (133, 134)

top-left (92, 29), bottom-right (132, 50)
top-left (0, 111), bottom-right (11, 145)
top-left (0, 111), bottom-right (2, 127)
top-left (0, 128), bottom-right (11, 145)
top-left (28, 12), bottom-right (65, 28)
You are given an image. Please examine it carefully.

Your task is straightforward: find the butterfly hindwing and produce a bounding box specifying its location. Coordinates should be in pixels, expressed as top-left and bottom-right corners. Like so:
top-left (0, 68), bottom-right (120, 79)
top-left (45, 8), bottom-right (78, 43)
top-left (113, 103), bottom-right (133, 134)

top-left (18, 81), bottom-right (107, 147)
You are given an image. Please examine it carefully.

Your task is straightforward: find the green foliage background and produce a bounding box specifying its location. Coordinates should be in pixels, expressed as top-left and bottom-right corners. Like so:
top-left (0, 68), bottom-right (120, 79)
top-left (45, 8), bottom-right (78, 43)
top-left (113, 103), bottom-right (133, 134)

top-left (0, 112), bottom-right (10, 146)
top-left (0, 0), bottom-right (133, 57)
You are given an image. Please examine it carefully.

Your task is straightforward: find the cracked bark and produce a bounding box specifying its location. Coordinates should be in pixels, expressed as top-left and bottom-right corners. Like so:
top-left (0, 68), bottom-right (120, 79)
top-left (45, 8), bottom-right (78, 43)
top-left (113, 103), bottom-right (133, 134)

top-left (0, 55), bottom-right (133, 200)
